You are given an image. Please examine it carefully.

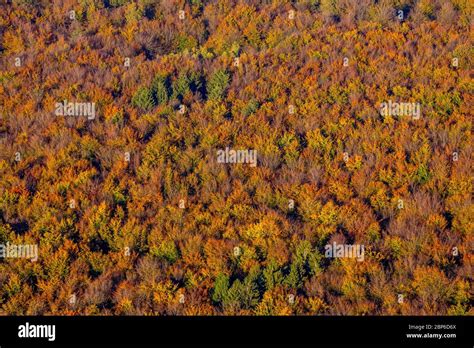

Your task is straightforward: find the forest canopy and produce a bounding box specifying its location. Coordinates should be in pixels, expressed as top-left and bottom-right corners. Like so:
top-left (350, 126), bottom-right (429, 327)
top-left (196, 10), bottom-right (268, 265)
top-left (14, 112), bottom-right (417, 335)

top-left (0, 0), bottom-right (472, 315)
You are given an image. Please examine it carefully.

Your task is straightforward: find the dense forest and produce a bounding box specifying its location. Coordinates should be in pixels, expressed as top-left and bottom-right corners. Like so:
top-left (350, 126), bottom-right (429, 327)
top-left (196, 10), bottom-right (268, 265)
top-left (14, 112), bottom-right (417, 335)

top-left (0, 0), bottom-right (472, 315)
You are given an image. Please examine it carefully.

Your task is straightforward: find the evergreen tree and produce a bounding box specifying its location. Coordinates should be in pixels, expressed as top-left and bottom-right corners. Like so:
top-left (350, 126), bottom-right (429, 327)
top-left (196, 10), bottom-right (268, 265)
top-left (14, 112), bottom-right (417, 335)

top-left (212, 273), bottom-right (229, 304)
top-left (263, 260), bottom-right (284, 290)
top-left (172, 73), bottom-right (191, 101)
top-left (132, 86), bottom-right (155, 111)
top-left (151, 75), bottom-right (169, 105)
top-left (207, 69), bottom-right (230, 101)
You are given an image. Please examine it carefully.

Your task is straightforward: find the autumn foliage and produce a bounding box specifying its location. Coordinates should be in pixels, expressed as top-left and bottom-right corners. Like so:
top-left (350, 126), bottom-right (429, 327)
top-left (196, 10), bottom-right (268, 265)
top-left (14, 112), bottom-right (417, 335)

top-left (0, 0), bottom-right (472, 315)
